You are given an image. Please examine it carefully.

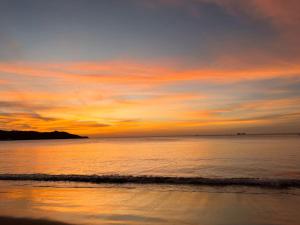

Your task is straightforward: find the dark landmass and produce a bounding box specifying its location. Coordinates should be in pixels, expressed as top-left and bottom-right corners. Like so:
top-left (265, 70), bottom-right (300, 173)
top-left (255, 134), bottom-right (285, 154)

top-left (0, 130), bottom-right (88, 141)
top-left (0, 216), bottom-right (74, 225)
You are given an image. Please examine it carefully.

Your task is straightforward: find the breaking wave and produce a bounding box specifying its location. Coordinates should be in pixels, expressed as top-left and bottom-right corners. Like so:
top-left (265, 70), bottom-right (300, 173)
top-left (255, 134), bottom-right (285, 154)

top-left (0, 174), bottom-right (299, 188)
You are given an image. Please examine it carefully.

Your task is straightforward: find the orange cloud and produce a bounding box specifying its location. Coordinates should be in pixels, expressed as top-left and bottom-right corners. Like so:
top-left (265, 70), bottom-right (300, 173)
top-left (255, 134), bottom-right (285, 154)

top-left (1, 61), bottom-right (300, 86)
top-left (0, 79), bottom-right (8, 84)
top-left (0, 112), bottom-right (109, 134)
top-left (184, 97), bottom-right (300, 127)
top-left (1, 59), bottom-right (300, 136)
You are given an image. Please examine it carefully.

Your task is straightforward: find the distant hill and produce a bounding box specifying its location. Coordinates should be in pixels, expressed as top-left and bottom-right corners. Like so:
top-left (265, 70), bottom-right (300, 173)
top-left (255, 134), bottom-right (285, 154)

top-left (0, 130), bottom-right (88, 141)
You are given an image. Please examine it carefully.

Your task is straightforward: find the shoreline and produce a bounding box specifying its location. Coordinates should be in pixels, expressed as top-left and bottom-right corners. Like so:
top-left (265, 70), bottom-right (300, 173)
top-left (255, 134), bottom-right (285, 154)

top-left (1, 174), bottom-right (299, 188)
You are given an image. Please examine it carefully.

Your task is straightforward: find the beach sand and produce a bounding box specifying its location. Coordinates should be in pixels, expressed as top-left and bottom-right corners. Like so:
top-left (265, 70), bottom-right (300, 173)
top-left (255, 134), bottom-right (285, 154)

top-left (1, 181), bottom-right (300, 225)
top-left (0, 216), bottom-right (73, 225)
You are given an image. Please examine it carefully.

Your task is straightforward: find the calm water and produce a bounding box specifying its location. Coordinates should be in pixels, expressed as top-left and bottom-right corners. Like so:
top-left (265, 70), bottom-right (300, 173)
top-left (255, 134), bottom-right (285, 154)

top-left (0, 136), bottom-right (300, 178)
top-left (0, 136), bottom-right (300, 225)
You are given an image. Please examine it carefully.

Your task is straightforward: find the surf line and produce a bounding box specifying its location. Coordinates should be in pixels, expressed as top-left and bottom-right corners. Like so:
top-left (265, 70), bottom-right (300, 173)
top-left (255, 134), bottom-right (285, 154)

top-left (0, 174), bottom-right (299, 188)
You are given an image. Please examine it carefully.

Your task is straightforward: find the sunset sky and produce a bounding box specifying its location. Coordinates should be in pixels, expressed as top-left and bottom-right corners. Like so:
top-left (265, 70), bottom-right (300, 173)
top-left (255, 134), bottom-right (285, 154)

top-left (1, 0), bottom-right (300, 136)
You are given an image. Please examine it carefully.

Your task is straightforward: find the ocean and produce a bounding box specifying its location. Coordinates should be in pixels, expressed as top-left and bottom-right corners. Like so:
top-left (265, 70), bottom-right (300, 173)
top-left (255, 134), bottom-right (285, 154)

top-left (0, 136), bottom-right (300, 225)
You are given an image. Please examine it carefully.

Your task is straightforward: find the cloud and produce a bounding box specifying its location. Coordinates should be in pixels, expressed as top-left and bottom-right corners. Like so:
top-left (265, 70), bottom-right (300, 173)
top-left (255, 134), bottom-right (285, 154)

top-left (190, 97), bottom-right (300, 123)
top-left (1, 59), bottom-right (300, 136)
top-left (213, 0), bottom-right (300, 57)
top-left (0, 112), bottom-right (110, 134)
top-left (1, 61), bottom-right (300, 88)
top-left (136, 0), bottom-right (300, 67)
top-left (139, 0), bottom-right (300, 30)
top-left (0, 79), bottom-right (8, 84)
top-left (0, 100), bottom-right (52, 112)
top-left (216, 0), bottom-right (300, 30)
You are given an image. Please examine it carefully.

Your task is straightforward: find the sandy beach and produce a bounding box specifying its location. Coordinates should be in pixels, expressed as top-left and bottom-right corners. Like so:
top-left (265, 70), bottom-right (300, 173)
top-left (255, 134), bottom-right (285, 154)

top-left (1, 180), bottom-right (300, 225)
top-left (0, 216), bottom-right (73, 225)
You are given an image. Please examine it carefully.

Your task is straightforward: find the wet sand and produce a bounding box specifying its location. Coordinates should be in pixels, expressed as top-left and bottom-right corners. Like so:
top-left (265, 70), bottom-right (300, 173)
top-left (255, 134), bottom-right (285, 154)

top-left (0, 216), bottom-right (73, 225)
top-left (1, 181), bottom-right (300, 225)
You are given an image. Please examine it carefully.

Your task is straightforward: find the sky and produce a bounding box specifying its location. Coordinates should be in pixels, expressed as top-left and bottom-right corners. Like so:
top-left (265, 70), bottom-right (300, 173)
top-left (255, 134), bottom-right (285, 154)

top-left (1, 0), bottom-right (300, 137)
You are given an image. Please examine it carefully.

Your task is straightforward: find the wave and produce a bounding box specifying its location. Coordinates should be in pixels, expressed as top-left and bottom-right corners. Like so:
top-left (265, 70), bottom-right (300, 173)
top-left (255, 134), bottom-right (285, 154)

top-left (0, 174), bottom-right (299, 188)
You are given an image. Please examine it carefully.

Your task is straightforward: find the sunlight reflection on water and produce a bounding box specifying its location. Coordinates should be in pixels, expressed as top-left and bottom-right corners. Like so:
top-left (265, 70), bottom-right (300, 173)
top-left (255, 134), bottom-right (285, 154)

top-left (0, 136), bottom-right (300, 178)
